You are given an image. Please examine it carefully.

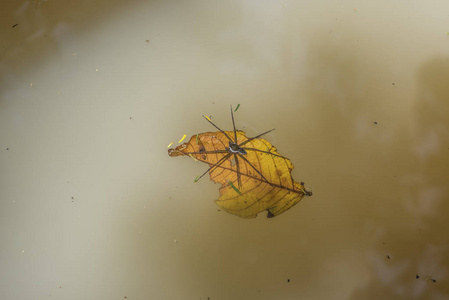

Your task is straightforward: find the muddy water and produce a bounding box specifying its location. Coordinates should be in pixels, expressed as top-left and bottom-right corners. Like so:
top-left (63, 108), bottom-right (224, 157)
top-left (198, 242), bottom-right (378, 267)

top-left (1, 1), bottom-right (448, 299)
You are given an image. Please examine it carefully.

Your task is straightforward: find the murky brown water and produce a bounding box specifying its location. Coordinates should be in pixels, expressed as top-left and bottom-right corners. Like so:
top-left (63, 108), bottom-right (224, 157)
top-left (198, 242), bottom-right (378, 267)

top-left (1, 1), bottom-right (448, 299)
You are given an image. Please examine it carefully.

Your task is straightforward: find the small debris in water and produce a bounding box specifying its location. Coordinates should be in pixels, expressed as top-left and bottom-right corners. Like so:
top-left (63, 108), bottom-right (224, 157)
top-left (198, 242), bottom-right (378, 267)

top-left (374, 121), bottom-right (378, 124)
top-left (387, 255), bottom-right (390, 259)
top-left (287, 279), bottom-right (290, 283)
top-left (178, 134), bottom-right (187, 143)
top-left (234, 104), bottom-right (240, 112)
top-left (415, 274), bottom-right (436, 283)
top-left (228, 180), bottom-right (242, 195)
top-left (12, 24), bottom-right (18, 28)
top-left (392, 83), bottom-right (395, 85)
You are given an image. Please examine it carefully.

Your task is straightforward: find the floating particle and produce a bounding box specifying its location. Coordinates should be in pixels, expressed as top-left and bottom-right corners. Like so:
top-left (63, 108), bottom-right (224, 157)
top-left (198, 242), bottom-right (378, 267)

top-left (12, 24), bottom-right (18, 28)
top-left (178, 134), bottom-right (187, 143)
top-left (167, 142), bottom-right (174, 148)
top-left (227, 180), bottom-right (242, 195)
top-left (374, 122), bottom-right (378, 124)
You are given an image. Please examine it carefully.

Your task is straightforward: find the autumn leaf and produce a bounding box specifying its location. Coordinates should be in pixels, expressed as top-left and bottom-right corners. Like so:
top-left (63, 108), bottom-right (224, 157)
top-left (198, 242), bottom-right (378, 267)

top-left (168, 107), bottom-right (312, 218)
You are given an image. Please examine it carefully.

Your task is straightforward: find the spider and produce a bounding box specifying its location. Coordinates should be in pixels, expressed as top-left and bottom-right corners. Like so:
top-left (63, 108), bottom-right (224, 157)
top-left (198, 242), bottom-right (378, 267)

top-left (190, 105), bottom-right (288, 190)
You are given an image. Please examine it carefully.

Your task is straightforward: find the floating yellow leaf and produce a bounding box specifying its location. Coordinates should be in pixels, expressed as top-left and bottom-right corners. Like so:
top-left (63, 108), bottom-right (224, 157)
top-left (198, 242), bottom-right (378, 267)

top-left (168, 106), bottom-right (312, 218)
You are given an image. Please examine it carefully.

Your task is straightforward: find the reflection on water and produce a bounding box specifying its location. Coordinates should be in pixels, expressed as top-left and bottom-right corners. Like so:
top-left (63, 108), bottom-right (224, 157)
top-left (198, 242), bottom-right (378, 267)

top-left (1, 1), bottom-right (448, 299)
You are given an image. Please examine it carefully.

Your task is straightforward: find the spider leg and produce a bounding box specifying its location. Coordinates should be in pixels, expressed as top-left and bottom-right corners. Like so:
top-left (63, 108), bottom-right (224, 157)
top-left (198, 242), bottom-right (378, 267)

top-left (184, 150), bottom-right (228, 155)
top-left (238, 128), bottom-right (275, 147)
top-left (238, 154), bottom-right (273, 186)
top-left (230, 105), bottom-right (238, 143)
top-left (240, 147), bottom-right (287, 159)
top-left (195, 152), bottom-right (232, 182)
top-left (234, 153), bottom-right (243, 189)
top-left (202, 115), bottom-right (234, 143)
